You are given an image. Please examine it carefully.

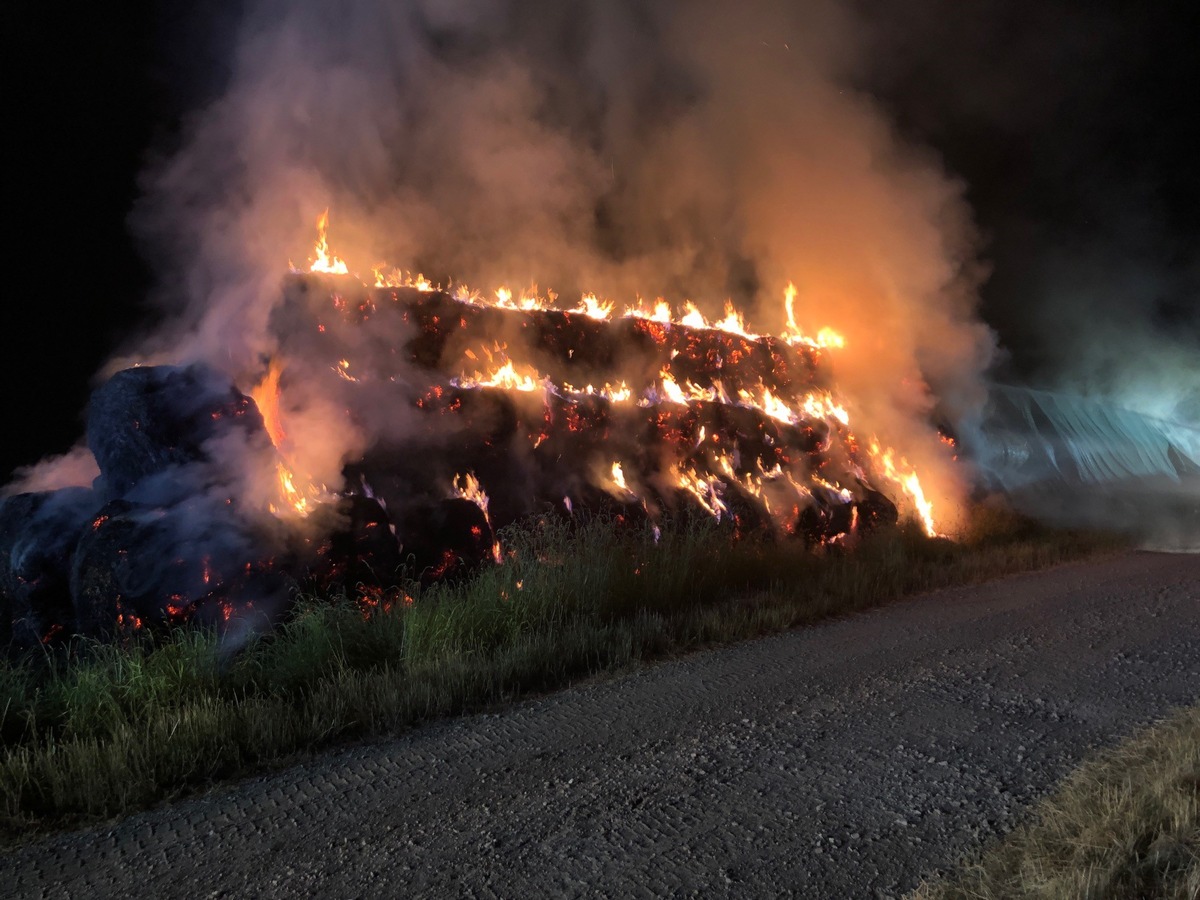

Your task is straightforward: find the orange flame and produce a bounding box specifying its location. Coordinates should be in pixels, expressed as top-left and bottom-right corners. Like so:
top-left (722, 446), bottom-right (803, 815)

top-left (250, 360), bottom-right (326, 517)
top-left (249, 359), bottom-right (287, 447)
top-left (602, 460), bottom-right (639, 500)
top-left (672, 464), bottom-right (728, 521)
top-left (454, 357), bottom-right (546, 393)
top-left (869, 440), bottom-right (937, 537)
top-left (569, 292), bottom-right (616, 320)
top-left (373, 267), bottom-right (436, 291)
top-left (625, 297), bottom-right (673, 323)
top-left (781, 282), bottom-right (845, 349)
top-left (309, 209), bottom-right (349, 275)
top-left (452, 472), bottom-right (502, 563)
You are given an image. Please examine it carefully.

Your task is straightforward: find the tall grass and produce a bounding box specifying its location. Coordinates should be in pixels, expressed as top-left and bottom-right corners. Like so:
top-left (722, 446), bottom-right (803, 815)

top-left (912, 703), bottom-right (1200, 900)
top-left (0, 511), bottom-right (1123, 837)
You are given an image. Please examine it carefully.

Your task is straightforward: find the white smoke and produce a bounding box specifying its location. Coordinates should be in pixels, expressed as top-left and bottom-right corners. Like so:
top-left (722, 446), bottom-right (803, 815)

top-left (3, 444), bottom-right (100, 496)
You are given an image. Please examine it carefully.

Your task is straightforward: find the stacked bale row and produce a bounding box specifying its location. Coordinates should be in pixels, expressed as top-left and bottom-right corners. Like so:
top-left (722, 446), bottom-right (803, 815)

top-left (285, 276), bottom-right (896, 540)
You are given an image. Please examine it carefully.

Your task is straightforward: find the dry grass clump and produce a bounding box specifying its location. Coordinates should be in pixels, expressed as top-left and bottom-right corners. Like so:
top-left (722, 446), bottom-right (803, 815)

top-left (913, 703), bottom-right (1200, 900)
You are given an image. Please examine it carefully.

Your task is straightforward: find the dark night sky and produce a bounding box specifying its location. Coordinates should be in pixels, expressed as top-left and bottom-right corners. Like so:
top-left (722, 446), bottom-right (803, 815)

top-left (5, 1), bottom-right (1197, 481)
top-left (9, 3), bottom-right (160, 478)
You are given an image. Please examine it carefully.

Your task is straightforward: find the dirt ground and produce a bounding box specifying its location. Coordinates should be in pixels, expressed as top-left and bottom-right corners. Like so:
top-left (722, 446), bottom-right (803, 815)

top-left (6, 551), bottom-right (1198, 899)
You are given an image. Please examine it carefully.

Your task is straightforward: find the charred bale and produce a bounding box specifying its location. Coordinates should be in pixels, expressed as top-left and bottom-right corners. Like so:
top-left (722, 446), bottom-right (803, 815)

top-left (413, 386), bottom-right (521, 444)
top-left (299, 494), bottom-right (403, 591)
top-left (71, 497), bottom-right (287, 638)
top-left (0, 493), bottom-right (39, 648)
top-left (396, 498), bottom-right (495, 584)
top-left (0, 489), bottom-right (100, 649)
top-left (87, 364), bottom-right (267, 500)
top-left (513, 309), bottom-right (638, 386)
top-left (70, 500), bottom-right (147, 636)
top-left (356, 388), bottom-right (545, 528)
top-left (856, 489), bottom-right (899, 533)
top-left (398, 291), bottom-right (503, 371)
top-left (797, 493), bottom-right (856, 546)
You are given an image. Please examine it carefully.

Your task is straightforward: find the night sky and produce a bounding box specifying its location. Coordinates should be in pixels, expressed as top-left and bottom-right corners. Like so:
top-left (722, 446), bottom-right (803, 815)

top-left (5, 0), bottom-right (1196, 482)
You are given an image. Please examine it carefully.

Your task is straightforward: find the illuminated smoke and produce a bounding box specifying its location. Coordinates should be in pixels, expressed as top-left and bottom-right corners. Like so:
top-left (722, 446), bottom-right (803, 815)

top-left (24, 1), bottom-right (996, 534)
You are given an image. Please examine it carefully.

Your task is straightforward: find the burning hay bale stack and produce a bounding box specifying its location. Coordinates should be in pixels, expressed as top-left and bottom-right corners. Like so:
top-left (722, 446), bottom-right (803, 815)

top-left (1, 272), bottom-right (914, 650)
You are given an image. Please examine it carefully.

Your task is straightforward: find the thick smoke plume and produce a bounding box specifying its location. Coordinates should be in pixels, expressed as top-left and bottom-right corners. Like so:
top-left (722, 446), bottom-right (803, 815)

top-left (41, 1), bottom-right (998, 528)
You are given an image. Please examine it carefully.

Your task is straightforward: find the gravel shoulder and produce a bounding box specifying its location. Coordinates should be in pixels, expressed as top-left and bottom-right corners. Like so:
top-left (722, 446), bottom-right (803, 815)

top-left (6, 551), bottom-right (1199, 899)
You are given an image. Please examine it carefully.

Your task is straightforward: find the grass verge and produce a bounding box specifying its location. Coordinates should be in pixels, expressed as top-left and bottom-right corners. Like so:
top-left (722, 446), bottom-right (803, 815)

top-left (0, 509), bottom-right (1124, 839)
top-left (912, 702), bottom-right (1200, 900)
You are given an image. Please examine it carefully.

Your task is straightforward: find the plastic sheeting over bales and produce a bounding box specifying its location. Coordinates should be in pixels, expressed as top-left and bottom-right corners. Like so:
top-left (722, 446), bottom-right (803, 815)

top-left (977, 385), bottom-right (1200, 490)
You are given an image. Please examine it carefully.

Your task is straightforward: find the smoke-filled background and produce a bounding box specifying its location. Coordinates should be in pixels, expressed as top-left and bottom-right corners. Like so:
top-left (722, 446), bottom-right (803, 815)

top-left (7, 0), bottom-right (1197, 531)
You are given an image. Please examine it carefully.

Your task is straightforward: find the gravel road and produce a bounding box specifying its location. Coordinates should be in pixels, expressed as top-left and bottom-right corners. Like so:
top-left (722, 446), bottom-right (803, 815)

top-left (6, 551), bottom-right (1198, 898)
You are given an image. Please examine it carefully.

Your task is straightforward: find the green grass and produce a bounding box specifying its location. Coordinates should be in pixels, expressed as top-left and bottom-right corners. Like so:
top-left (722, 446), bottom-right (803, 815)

top-left (912, 702), bottom-right (1200, 900)
top-left (0, 508), bottom-right (1124, 839)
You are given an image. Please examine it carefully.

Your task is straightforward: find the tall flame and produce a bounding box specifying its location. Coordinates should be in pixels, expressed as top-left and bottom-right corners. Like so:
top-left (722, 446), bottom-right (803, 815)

top-left (250, 360), bottom-right (326, 517)
top-left (249, 359), bottom-right (287, 447)
top-left (781, 282), bottom-right (845, 349)
top-left (309, 209), bottom-right (349, 275)
top-left (869, 440), bottom-right (937, 537)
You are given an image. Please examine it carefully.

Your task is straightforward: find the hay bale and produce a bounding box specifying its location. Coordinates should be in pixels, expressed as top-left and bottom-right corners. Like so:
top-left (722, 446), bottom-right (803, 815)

top-left (87, 364), bottom-right (267, 499)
